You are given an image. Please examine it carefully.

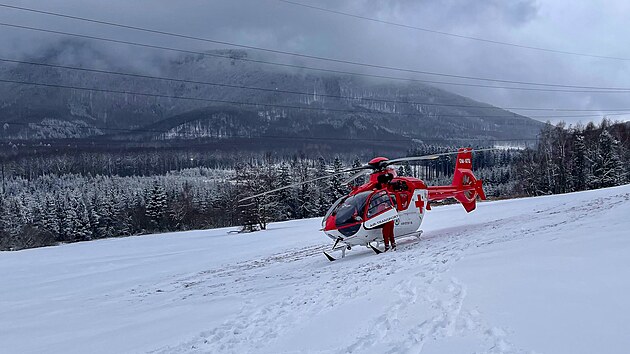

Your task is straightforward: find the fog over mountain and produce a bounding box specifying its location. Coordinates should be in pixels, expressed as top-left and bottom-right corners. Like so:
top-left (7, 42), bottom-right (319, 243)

top-left (0, 0), bottom-right (629, 125)
top-left (0, 41), bottom-right (542, 145)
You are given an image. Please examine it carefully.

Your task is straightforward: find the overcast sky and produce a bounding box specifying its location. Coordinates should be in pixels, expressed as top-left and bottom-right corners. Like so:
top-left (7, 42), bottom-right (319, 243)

top-left (1, 0), bottom-right (629, 124)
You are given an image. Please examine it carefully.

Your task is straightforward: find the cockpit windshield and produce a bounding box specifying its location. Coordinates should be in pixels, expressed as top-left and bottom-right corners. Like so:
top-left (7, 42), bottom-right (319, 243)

top-left (323, 195), bottom-right (344, 225)
top-left (329, 192), bottom-right (371, 229)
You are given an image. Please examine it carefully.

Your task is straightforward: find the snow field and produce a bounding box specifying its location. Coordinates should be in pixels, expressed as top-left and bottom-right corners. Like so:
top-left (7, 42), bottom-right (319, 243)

top-left (1, 185), bottom-right (629, 353)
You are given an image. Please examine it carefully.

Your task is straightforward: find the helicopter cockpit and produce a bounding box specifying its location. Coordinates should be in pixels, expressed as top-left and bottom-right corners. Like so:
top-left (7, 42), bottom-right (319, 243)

top-left (323, 189), bottom-right (396, 237)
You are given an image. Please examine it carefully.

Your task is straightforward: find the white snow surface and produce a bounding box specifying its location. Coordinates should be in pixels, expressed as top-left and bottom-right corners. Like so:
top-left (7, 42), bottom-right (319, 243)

top-left (2, 185), bottom-right (630, 354)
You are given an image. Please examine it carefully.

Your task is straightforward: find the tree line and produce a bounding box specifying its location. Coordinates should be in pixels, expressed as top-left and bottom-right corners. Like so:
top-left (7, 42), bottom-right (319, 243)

top-left (513, 120), bottom-right (629, 196)
top-left (1, 120), bottom-right (627, 251)
top-left (0, 146), bottom-right (519, 250)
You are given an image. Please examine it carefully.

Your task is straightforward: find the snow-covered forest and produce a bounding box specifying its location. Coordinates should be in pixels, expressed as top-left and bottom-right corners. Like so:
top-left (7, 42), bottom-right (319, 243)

top-left (513, 119), bottom-right (629, 195)
top-left (1, 120), bottom-right (627, 251)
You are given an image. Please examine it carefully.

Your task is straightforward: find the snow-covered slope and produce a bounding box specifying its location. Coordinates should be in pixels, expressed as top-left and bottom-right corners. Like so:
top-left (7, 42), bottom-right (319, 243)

top-left (1, 185), bottom-right (629, 354)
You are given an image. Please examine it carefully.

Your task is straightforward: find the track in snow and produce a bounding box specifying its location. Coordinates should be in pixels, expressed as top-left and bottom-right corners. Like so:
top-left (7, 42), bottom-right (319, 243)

top-left (1, 185), bottom-right (629, 354)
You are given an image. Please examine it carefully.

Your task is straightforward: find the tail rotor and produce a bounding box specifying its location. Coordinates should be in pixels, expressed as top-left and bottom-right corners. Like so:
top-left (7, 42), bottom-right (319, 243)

top-left (451, 148), bottom-right (486, 212)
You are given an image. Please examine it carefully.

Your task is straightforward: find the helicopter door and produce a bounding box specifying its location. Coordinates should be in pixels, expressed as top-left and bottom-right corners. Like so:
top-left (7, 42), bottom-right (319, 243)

top-left (363, 190), bottom-right (399, 229)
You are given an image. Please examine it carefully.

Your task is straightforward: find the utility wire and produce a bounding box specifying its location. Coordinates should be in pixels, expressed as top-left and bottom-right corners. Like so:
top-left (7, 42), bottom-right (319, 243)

top-left (0, 58), bottom-right (556, 116)
top-left (1, 77), bottom-right (629, 113)
top-left (278, 0), bottom-right (630, 61)
top-left (2, 58), bottom-right (628, 119)
top-left (1, 22), bottom-right (629, 94)
top-left (0, 8), bottom-right (628, 90)
top-left (2, 57), bottom-right (629, 97)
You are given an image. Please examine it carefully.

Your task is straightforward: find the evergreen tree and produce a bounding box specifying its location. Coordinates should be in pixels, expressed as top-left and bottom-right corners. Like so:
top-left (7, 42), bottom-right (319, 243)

top-left (170, 181), bottom-right (193, 230)
top-left (329, 157), bottom-right (346, 202)
top-left (276, 162), bottom-right (294, 220)
top-left (257, 162), bottom-right (281, 229)
top-left (39, 196), bottom-right (59, 237)
top-left (514, 148), bottom-right (541, 196)
top-left (55, 198), bottom-right (67, 242)
top-left (551, 122), bottom-right (570, 194)
top-left (570, 131), bottom-right (590, 191)
top-left (235, 163), bottom-right (263, 232)
top-left (295, 160), bottom-right (316, 218)
top-left (61, 196), bottom-right (78, 242)
top-left (98, 191), bottom-right (116, 238)
top-left (88, 196), bottom-right (103, 239)
top-left (74, 196), bottom-right (92, 241)
top-left (114, 192), bottom-right (132, 236)
top-left (314, 157), bottom-right (331, 216)
top-left (0, 198), bottom-right (9, 250)
top-left (533, 125), bottom-right (552, 194)
top-left (593, 129), bottom-right (625, 188)
top-left (403, 162), bottom-right (413, 178)
top-left (146, 181), bottom-right (168, 231)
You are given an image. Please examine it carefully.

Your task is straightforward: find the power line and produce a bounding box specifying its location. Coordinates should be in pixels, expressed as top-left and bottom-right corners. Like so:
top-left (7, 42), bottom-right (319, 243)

top-left (278, 0), bottom-right (630, 61)
top-left (1, 77), bottom-right (629, 113)
top-left (0, 58), bottom-right (554, 116)
top-left (0, 59), bottom-right (626, 120)
top-left (2, 57), bottom-right (629, 97)
top-left (2, 22), bottom-right (629, 94)
top-left (0, 6), bottom-right (628, 90)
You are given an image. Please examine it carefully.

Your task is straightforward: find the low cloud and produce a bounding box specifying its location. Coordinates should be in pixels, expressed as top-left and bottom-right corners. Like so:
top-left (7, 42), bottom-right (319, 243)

top-left (0, 0), bottom-right (628, 125)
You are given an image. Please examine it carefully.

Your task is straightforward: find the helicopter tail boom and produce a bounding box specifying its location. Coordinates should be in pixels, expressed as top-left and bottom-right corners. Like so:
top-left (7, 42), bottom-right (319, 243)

top-left (427, 148), bottom-right (487, 212)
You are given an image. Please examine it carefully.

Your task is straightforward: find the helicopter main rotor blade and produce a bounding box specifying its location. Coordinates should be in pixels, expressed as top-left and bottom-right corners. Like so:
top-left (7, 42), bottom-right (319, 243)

top-left (238, 165), bottom-right (369, 203)
top-left (315, 169), bottom-right (370, 194)
top-left (385, 148), bottom-right (498, 166)
top-left (343, 169), bottom-right (371, 185)
top-left (239, 148), bottom-right (499, 203)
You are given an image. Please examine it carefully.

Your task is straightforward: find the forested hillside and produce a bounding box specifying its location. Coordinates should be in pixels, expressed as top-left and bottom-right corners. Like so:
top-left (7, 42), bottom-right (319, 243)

top-left (0, 146), bottom-right (517, 250)
top-left (1, 120), bottom-right (627, 251)
top-left (0, 42), bottom-right (542, 146)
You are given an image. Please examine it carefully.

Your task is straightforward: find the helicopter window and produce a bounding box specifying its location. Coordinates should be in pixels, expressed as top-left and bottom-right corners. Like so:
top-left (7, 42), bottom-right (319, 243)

top-left (367, 190), bottom-right (394, 218)
top-left (324, 195), bottom-right (346, 222)
top-left (398, 192), bottom-right (410, 209)
top-left (333, 192), bottom-right (371, 229)
top-left (391, 180), bottom-right (409, 191)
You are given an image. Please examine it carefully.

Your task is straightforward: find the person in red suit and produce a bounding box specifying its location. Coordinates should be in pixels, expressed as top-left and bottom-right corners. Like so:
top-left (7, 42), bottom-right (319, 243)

top-left (374, 173), bottom-right (396, 251)
top-left (382, 220), bottom-right (396, 251)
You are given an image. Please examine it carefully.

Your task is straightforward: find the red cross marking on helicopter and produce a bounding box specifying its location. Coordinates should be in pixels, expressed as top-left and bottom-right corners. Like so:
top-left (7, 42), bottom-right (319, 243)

top-left (415, 195), bottom-right (424, 214)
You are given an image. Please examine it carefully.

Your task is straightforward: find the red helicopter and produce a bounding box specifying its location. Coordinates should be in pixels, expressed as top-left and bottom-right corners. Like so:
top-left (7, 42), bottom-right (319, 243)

top-left (242, 148), bottom-right (489, 261)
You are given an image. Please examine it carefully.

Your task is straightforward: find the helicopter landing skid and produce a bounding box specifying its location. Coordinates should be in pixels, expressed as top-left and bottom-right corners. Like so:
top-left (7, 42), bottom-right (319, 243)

top-left (368, 243), bottom-right (383, 254)
top-left (323, 251), bottom-right (336, 261)
top-left (367, 231), bottom-right (423, 255)
top-left (323, 242), bottom-right (351, 262)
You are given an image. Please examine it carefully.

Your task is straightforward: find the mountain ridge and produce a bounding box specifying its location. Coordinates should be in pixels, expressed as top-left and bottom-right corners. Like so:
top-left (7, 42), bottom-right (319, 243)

top-left (0, 41), bottom-right (544, 144)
